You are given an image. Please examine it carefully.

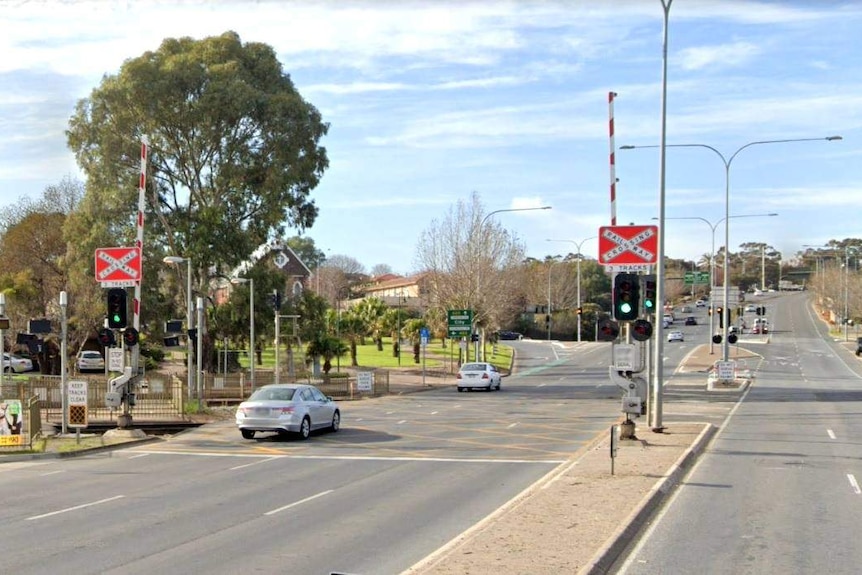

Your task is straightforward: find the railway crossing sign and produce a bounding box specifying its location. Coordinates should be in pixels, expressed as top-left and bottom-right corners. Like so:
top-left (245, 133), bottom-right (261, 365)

top-left (95, 247), bottom-right (142, 287)
top-left (598, 225), bottom-right (658, 266)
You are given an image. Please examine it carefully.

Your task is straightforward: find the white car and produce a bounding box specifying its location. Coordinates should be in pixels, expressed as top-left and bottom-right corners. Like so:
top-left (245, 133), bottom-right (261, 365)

top-left (236, 384), bottom-right (340, 440)
top-left (457, 362), bottom-right (502, 392)
top-left (2, 353), bottom-right (33, 373)
top-left (667, 330), bottom-right (684, 343)
top-left (744, 304), bottom-right (757, 313)
top-left (76, 350), bottom-right (105, 372)
top-left (695, 300), bottom-right (706, 307)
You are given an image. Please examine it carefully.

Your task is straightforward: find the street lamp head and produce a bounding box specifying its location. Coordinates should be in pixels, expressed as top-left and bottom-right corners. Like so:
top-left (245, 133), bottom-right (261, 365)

top-left (620, 145), bottom-right (636, 150)
top-left (230, 277), bottom-right (250, 286)
top-left (826, 135), bottom-right (843, 141)
top-left (163, 256), bottom-right (187, 264)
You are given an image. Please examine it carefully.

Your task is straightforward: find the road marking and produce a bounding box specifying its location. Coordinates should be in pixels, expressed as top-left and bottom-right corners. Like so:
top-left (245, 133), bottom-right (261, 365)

top-left (39, 470), bottom-right (65, 477)
top-left (264, 490), bottom-right (334, 516)
top-left (128, 453), bottom-right (151, 459)
top-left (431, 411), bottom-right (438, 415)
top-left (135, 449), bottom-right (564, 464)
top-left (230, 456), bottom-right (280, 471)
top-left (26, 495), bottom-right (124, 521)
top-left (848, 474), bottom-right (861, 495)
top-left (507, 422), bottom-right (519, 429)
top-left (398, 420), bottom-right (407, 424)
top-left (827, 429), bottom-right (836, 439)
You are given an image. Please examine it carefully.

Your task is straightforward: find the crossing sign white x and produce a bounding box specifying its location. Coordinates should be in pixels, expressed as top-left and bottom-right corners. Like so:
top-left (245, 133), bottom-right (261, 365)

top-left (598, 225), bottom-right (658, 265)
top-left (95, 247), bottom-right (142, 286)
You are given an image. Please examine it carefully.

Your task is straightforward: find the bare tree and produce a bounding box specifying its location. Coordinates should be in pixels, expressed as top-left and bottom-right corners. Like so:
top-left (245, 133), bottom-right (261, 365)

top-left (414, 192), bottom-right (527, 333)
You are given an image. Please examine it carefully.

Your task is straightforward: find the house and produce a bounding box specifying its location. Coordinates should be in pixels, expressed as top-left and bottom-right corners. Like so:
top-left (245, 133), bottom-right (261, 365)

top-left (211, 240), bottom-right (311, 305)
top-left (359, 272), bottom-right (430, 311)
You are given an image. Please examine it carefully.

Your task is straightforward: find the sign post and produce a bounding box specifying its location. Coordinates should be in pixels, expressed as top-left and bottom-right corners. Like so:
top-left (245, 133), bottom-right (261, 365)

top-left (95, 247), bottom-right (142, 288)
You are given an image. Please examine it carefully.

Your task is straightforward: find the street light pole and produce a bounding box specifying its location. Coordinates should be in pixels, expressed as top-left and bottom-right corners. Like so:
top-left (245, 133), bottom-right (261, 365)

top-left (653, 213), bottom-right (777, 353)
top-left (163, 256), bottom-right (194, 402)
top-left (546, 237), bottom-right (597, 342)
top-left (623, 136), bottom-right (841, 362)
top-left (477, 205), bottom-right (552, 348)
top-left (845, 247), bottom-right (858, 342)
top-left (231, 276), bottom-right (255, 390)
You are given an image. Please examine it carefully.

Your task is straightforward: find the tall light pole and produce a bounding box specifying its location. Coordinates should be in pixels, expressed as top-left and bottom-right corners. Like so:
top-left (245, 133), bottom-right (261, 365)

top-left (60, 291), bottom-right (68, 435)
top-left (846, 247), bottom-right (859, 341)
top-left (546, 237), bottom-right (597, 342)
top-left (653, 213), bottom-right (777, 353)
top-left (546, 259), bottom-right (556, 341)
top-left (163, 256), bottom-right (194, 401)
top-left (477, 205), bottom-right (552, 346)
top-left (623, 135), bottom-right (841, 362)
top-left (231, 276), bottom-right (255, 390)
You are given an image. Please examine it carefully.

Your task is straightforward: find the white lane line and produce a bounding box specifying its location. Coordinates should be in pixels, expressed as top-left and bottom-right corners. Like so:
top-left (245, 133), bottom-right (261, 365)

top-left (507, 422), bottom-right (519, 429)
top-left (264, 490), bottom-right (334, 516)
top-left (26, 495), bottom-right (125, 521)
top-left (848, 474), bottom-right (861, 495)
top-left (827, 429), bottom-right (836, 440)
top-left (398, 420), bottom-right (407, 424)
top-left (230, 457), bottom-right (280, 471)
top-left (39, 470), bottom-right (65, 477)
top-left (431, 411), bottom-right (438, 415)
top-left (128, 453), bottom-right (151, 459)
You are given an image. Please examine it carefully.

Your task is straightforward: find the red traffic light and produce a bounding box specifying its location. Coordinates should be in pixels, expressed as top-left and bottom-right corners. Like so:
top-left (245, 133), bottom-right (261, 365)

top-left (123, 327), bottom-right (139, 347)
top-left (631, 319), bottom-right (653, 342)
top-left (98, 328), bottom-right (115, 347)
top-left (597, 318), bottom-right (620, 341)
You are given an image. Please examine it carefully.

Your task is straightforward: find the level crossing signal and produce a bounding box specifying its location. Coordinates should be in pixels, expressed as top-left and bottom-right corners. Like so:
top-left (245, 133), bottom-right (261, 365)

top-left (641, 275), bottom-right (656, 312)
top-left (613, 273), bottom-right (640, 321)
top-left (631, 319), bottom-right (653, 341)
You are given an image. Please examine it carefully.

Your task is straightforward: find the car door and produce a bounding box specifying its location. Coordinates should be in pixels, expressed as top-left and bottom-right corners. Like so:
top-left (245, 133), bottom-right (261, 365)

top-left (305, 387), bottom-right (331, 430)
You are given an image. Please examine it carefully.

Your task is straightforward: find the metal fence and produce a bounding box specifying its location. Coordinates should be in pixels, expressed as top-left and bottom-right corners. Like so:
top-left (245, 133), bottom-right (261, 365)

top-left (0, 368), bottom-right (392, 426)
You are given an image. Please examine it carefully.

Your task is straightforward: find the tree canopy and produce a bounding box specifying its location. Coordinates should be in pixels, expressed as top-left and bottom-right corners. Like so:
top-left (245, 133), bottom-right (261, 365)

top-left (66, 30), bottom-right (329, 288)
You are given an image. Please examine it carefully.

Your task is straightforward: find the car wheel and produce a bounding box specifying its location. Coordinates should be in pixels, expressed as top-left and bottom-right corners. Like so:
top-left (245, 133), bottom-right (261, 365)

top-left (297, 417), bottom-right (311, 440)
top-left (457, 387), bottom-right (465, 392)
top-left (330, 411), bottom-right (341, 432)
top-left (240, 429), bottom-right (255, 440)
top-left (496, 381), bottom-right (501, 391)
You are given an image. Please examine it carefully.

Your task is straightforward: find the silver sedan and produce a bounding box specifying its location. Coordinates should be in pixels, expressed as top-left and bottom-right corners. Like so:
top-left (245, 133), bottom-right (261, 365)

top-left (235, 384), bottom-right (341, 440)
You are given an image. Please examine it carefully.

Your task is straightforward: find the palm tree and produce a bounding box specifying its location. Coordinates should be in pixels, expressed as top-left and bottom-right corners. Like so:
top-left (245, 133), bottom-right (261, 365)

top-left (305, 335), bottom-right (348, 374)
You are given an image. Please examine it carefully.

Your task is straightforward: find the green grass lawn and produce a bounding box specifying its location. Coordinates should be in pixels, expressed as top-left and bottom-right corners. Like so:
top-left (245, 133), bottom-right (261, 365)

top-left (216, 337), bottom-right (514, 374)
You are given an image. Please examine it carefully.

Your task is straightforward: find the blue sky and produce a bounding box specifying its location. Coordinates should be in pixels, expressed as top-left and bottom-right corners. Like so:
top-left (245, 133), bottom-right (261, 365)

top-left (1, 0), bottom-right (859, 275)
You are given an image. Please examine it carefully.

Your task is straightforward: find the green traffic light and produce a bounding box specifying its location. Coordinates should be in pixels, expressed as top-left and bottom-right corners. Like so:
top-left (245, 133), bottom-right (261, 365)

top-left (620, 302), bottom-right (632, 314)
top-left (644, 300), bottom-right (654, 309)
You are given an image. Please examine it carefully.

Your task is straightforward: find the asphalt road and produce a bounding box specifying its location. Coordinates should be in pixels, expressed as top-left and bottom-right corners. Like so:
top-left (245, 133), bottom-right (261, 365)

top-left (0, 338), bottom-right (636, 575)
top-left (617, 292), bottom-right (862, 574)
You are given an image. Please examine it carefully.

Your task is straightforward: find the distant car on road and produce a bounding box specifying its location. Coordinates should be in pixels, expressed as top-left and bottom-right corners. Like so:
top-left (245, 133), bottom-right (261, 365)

top-left (745, 304), bottom-right (757, 313)
top-left (2, 353), bottom-right (33, 373)
top-left (857, 337), bottom-right (862, 356)
top-left (667, 330), bottom-right (684, 343)
top-left (685, 316), bottom-right (697, 326)
top-left (235, 383), bottom-right (340, 440)
top-left (76, 350), bottom-right (105, 373)
top-left (496, 331), bottom-right (523, 341)
top-left (695, 300), bottom-right (706, 307)
top-left (457, 362), bottom-right (502, 392)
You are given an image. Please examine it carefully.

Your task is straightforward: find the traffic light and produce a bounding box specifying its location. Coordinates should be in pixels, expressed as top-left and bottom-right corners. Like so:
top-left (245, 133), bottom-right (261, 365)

top-left (545, 314), bottom-right (551, 327)
top-left (728, 333), bottom-right (738, 344)
top-left (577, 306), bottom-right (583, 316)
top-left (270, 289), bottom-right (282, 310)
top-left (708, 306), bottom-right (713, 316)
top-left (98, 327), bottom-right (115, 347)
top-left (631, 319), bottom-right (653, 342)
top-left (712, 334), bottom-right (722, 344)
top-left (123, 327), bottom-right (139, 347)
top-left (717, 306), bottom-right (724, 328)
top-left (597, 318), bottom-right (620, 341)
top-left (613, 273), bottom-right (640, 321)
top-left (642, 275), bottom-right (657, 313)
top-left (107, 288), bottom-right (128, 328)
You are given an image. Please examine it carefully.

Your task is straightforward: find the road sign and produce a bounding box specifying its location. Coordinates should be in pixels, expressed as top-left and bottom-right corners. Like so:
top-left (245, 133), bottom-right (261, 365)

top-left (684, 271), bottom-right (710, 285)
top-left (447, 309), bottom-right (473, 338)
top-left (598, 225), bottom-right (658, 265)
top-left (68, 380), bottom-right (88, 428)
top-left (420, 327), bottom-right (430, 346)
top-left (108, 348), bottom-right (124, 372)
top-left (95, 247), bottom-right (142, 287)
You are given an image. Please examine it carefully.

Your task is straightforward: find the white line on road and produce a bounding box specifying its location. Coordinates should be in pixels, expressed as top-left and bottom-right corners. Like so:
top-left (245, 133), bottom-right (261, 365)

top-left (128, 453), bottom-right (151, 459)
top-left (848, 474), bottom-right (861, 495)
top-left (507, 422), bottom-right (519, 429)
top-left (264, 490), bottom-right (334, 516)
top-left (827, 429), bottom-right (836, 440)
top-left (26, 495), bottom-right (125, 521)
top-left (398, 420), bottom-right (407, 424)
top-left (230, 457), bottom-right (280, 471)
top-left (135, 449), bottom-right (564, 464)
top-left (38, 470), bottom-right (65, 477)
top-left (431, 411), bottom-right (438, 415)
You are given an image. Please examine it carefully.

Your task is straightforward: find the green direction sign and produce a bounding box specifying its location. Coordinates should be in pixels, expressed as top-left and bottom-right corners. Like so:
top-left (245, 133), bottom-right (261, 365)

top-left (447, 309), bottom-right (473, 338)
top-left (684, 271), bottom-right (710, 285)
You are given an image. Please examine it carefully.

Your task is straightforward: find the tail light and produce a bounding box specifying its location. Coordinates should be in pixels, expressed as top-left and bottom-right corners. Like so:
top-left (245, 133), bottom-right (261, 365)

top-left (278, 406), bottom-right (295, 415)
top-left (482, 373), bottom-right (489, 379)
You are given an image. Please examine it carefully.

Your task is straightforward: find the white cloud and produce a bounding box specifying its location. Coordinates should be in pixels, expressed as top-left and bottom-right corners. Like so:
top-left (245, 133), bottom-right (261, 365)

top-left (677, 42), bottom-right (761, 71)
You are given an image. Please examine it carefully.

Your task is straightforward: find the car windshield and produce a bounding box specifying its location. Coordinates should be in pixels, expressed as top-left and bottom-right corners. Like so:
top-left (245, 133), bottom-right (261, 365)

top-left (249, 387), bottom-right (296, 401)
top-left (461, 363), bottom-right (487, 371)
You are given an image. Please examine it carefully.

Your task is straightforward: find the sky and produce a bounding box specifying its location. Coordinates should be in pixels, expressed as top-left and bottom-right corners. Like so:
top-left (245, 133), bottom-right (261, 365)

top-left (1, 0), bottom-right (860, 276)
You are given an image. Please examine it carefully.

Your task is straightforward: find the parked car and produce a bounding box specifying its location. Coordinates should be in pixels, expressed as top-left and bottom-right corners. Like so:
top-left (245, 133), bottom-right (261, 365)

top-left (76, 350), bottom-right (105, 372)
top-left (685, 316), bottom-right (697, 326)
top-left (2, 353), bottom-right (33, 373)
top-left (667, 330), bottom-right (684, 343)
top-left (457, 362), bottom-right (502, 392)
top-left (236, 384), bottom-right (340, 440)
